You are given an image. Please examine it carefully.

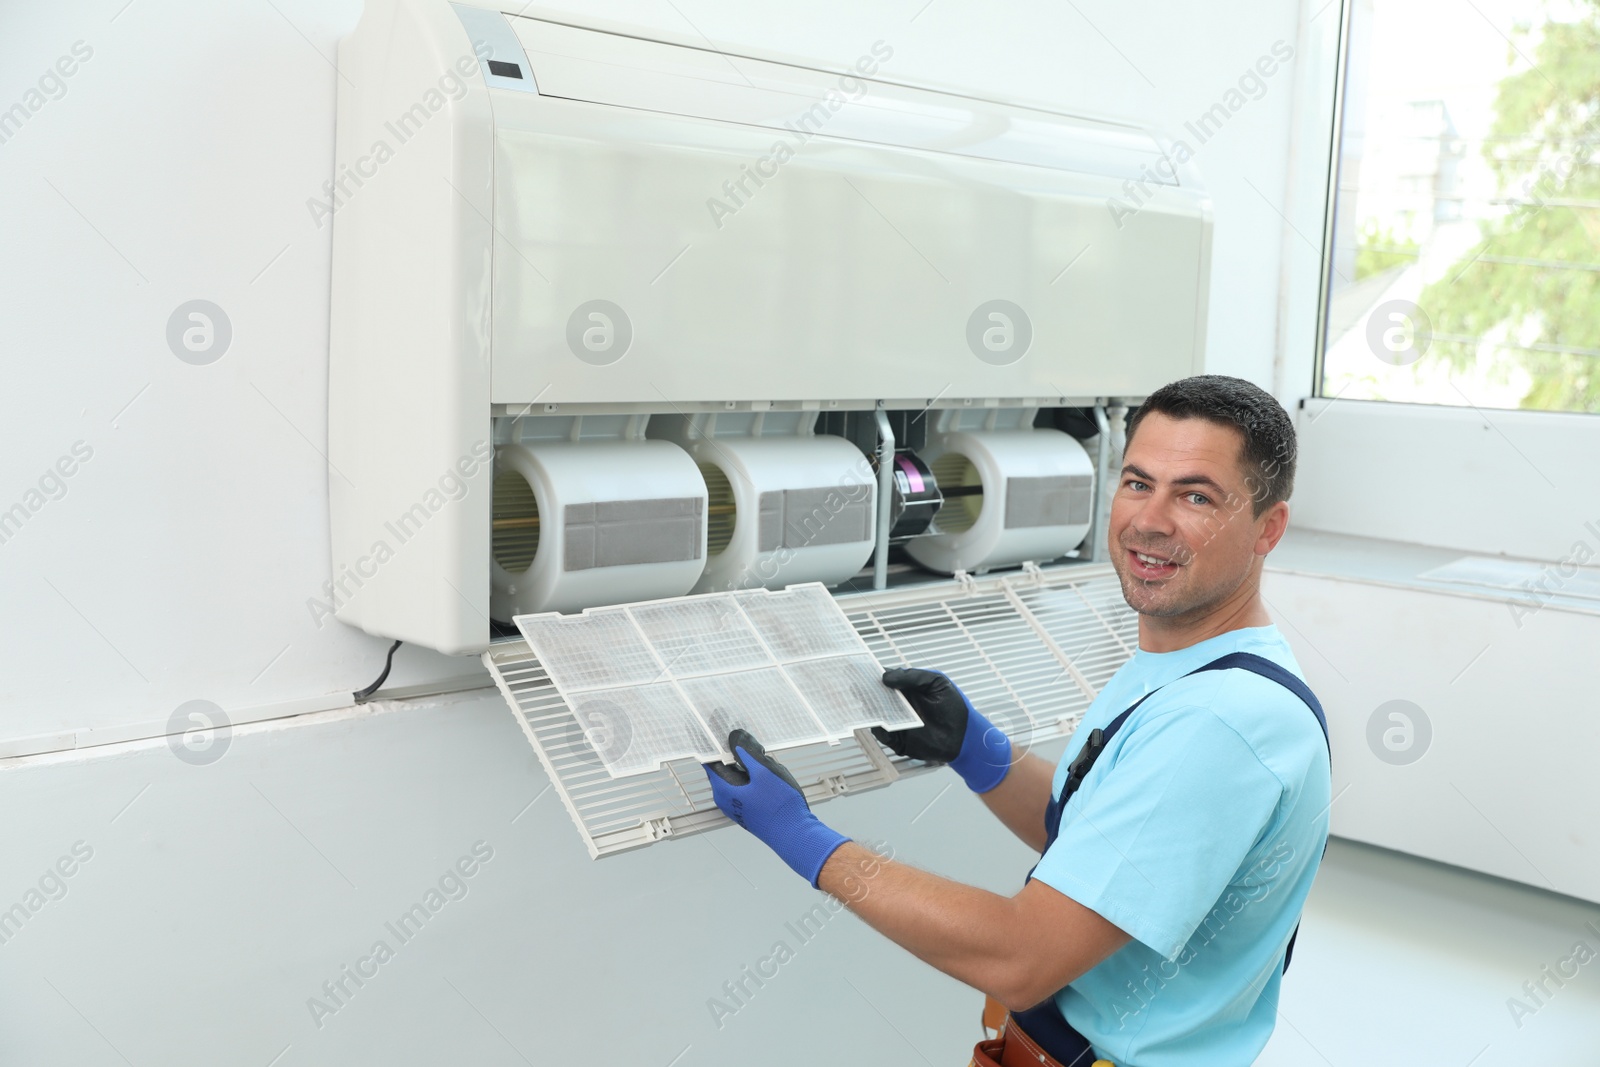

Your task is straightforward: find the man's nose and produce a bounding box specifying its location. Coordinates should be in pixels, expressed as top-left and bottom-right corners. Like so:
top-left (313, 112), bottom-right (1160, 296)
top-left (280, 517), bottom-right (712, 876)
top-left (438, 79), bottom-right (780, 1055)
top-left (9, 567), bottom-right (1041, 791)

top-left (1130, 493), bottom-right (1178, 536)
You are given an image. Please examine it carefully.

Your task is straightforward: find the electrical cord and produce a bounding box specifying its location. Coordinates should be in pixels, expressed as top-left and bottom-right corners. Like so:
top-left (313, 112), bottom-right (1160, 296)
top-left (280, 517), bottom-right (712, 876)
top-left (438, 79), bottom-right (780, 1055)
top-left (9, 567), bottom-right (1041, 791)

top-left (352, 639), bottom-right (403, 704)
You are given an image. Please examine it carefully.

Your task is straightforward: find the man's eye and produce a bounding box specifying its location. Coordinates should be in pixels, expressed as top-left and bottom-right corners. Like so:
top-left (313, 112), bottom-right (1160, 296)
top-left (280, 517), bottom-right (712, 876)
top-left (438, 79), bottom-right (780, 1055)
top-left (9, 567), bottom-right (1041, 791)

top-left (1188, 493), bottom-right (1210, 506)
top-left (1126, 480), bottom-right (1148, 491)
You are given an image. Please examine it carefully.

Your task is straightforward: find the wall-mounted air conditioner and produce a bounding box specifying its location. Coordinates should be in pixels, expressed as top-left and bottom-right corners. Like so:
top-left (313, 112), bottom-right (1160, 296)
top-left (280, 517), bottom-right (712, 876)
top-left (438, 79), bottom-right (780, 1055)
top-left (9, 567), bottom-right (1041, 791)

top-left (327, 0), bottom-right (1210, 656)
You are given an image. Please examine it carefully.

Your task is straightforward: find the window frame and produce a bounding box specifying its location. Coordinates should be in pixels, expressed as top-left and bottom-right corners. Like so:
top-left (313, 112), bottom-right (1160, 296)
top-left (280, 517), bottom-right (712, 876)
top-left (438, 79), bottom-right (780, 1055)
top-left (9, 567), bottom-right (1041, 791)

top-left (1312, 0), bottom-right (1354, 403)
top-left (1309, 0), bottom-right (1598, 417)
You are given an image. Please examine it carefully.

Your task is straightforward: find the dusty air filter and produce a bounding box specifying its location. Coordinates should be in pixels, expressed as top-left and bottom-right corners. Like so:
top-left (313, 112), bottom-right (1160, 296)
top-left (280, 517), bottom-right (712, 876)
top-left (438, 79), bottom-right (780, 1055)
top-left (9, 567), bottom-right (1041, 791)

top-left (511, 583), bottom-right (921, 777)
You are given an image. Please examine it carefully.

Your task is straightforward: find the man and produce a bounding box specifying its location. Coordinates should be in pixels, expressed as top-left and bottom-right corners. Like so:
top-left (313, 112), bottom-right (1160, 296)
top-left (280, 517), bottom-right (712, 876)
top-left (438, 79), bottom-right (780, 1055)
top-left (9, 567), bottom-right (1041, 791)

top-left (704, 375), bottom-right (1333, 1066)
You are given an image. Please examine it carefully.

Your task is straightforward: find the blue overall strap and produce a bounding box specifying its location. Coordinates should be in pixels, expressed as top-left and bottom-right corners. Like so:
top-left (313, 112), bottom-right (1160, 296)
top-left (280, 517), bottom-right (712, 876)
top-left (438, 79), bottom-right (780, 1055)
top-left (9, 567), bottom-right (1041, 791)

top-left (1012, 653), bottom-right (1330, 1063)
top-left (1029, 652), bottom-right (1331, 968)
top-left (1034, 692), bottom-right (1158, 861)
top-left (1188, 652), bottom-right (1329, 748)
top-left (1189, 653), bottom-right (1331, 973)
top-left (1188, 654), bottom-right (1330, 973)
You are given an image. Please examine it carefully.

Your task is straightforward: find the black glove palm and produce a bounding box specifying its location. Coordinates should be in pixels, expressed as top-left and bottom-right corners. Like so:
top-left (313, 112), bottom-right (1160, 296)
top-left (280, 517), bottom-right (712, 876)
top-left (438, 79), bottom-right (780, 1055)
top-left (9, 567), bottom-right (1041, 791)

top-left (873, 668), bottom-right (970, 763)
top-left (704, 728), bottom-right (808, 797)
top-left (702, 729), bottom-right (850, 887)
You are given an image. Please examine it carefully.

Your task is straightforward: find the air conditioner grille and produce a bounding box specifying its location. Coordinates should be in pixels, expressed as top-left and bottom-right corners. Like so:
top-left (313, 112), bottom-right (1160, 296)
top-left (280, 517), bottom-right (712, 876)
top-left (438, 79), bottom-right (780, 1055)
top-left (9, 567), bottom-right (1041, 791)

top-left (484, 563), bottom-right (1135, 858)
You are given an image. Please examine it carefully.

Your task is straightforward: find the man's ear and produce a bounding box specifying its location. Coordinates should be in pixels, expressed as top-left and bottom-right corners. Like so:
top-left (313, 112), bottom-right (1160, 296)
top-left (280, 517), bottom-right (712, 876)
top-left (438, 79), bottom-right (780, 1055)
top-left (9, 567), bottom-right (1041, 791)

top-left (1255, 499), bottom-right (1290, 556)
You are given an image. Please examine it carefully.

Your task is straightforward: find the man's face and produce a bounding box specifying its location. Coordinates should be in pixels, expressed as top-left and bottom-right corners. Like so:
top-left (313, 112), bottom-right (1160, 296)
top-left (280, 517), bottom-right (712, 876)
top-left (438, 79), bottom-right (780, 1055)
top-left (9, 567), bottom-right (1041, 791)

top-left (1108, 412), bottom-right (1278, 619)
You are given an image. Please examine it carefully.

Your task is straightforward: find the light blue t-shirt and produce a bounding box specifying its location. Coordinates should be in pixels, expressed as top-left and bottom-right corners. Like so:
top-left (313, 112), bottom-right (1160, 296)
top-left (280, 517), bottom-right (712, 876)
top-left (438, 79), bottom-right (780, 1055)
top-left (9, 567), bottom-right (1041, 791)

top-left (1029, 624), bottom-right (1330, 1067)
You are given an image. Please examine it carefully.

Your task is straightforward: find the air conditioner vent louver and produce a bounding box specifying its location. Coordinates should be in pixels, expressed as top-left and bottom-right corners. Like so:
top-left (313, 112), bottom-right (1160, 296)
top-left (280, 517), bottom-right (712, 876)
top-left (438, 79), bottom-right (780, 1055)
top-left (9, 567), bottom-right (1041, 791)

top-left (483, 563), bottom-right (1136, 858)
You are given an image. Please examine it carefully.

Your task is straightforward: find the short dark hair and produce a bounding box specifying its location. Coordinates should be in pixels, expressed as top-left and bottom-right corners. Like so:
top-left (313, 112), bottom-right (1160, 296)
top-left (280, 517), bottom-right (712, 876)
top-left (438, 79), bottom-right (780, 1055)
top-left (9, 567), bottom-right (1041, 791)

top-left (1124, 375), bottom-right (1296, 519)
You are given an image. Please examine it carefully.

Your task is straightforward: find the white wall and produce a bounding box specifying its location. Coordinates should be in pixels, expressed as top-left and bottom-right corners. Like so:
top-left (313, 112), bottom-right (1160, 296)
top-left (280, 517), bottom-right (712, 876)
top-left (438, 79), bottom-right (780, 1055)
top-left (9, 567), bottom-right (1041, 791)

top-left (1266, 569), bottom-right (1600, 904)
top-left (0, 0), bottom-right (1320, 750)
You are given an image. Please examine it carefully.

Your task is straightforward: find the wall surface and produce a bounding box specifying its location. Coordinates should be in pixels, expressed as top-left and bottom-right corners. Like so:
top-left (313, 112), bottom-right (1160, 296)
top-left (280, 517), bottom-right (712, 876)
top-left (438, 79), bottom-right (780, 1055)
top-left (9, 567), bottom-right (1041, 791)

top-left (2, 690), bottom-right (1595, 1066)
top-left (0, 0), bottom-right (1319, 749)
top-left (1264, 567), bottom-right (1600, 904)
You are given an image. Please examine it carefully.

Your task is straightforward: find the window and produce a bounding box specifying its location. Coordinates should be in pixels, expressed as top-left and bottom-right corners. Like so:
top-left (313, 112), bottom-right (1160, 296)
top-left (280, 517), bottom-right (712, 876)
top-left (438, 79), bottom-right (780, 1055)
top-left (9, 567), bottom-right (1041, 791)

top-left (1317, 0), bottom-right (1599, 413)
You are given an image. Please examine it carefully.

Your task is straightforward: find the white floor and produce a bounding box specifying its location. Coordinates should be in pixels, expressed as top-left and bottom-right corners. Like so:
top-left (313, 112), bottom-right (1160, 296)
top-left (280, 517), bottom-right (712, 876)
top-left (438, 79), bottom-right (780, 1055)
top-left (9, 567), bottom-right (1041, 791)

top-left (1260, 832), bottom-right (1600, 1066)
top-left (1, 690), bottom-right (1595, 1066)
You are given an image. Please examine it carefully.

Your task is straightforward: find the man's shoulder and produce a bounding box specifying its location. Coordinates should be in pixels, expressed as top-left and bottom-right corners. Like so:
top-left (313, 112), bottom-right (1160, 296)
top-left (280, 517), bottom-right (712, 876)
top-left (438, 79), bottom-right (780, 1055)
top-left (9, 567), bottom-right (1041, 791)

top-left (1131, 634), bottom-right (1324, 768)
top-left (1097, 628), bottom-right (1315, 730)
top-left (1166, 629), bottom-right (1311, 707)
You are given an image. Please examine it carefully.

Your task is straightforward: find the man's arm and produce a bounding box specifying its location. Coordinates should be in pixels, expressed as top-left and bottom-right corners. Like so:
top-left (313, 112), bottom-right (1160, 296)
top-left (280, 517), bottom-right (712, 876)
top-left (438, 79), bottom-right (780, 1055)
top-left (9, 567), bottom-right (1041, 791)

top-left (817, 841), bottom-right (1130, 1010)
top-left (973, 750), bottom-right (1055, 853)
top-left (702, 730), bottom-right (1129, 1010)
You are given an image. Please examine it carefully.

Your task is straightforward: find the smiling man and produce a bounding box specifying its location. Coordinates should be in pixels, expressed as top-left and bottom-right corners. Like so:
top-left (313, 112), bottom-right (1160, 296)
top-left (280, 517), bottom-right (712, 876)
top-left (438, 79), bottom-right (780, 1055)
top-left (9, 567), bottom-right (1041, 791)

top-left (704, 375), bottom-right (1332, 1067)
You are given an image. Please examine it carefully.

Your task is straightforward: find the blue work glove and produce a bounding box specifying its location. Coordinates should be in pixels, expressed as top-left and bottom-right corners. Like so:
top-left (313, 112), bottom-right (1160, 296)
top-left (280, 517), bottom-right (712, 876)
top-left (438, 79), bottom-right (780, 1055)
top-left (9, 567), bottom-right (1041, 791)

top-left (875, 668), bottom-right (1012, 793)
top-left (704, 729), bottom-right (850, 887)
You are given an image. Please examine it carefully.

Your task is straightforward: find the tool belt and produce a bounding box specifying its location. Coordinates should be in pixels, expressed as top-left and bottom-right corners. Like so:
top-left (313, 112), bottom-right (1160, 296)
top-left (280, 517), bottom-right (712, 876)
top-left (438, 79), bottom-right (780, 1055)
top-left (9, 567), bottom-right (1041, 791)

top-left (969, 996), bottom-right (1113, 1067)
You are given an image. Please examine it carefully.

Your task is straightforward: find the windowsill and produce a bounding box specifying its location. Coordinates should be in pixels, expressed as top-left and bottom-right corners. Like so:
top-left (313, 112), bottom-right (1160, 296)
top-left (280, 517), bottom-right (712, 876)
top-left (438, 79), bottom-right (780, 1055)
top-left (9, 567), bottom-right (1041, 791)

top-left (1266, 526), bottom-right (1600, 620)
top-left (1301, 395), bottom-right (1600, 422)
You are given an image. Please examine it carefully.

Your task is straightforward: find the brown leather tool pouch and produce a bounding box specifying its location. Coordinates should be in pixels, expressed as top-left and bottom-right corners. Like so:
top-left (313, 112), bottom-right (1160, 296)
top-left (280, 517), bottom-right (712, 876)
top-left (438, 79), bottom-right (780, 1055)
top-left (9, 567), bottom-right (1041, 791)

top-left (969, 996), bottom-right (1108, 1067)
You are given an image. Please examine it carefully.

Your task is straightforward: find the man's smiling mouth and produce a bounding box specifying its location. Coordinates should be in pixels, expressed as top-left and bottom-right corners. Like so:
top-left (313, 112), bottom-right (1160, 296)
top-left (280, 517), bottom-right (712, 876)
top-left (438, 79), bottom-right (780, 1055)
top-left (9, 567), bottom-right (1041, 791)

top-left (1127, 547), bottom-right (1182, 578)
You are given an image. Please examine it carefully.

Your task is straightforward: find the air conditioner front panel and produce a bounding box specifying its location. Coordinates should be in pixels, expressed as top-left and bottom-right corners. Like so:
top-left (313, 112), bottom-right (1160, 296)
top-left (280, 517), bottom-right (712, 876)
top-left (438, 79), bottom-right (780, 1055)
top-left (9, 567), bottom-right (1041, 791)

top-left (488, 98), bottom-right (1207, 405)
top-left (509, 17), bottom-right (1166, 181)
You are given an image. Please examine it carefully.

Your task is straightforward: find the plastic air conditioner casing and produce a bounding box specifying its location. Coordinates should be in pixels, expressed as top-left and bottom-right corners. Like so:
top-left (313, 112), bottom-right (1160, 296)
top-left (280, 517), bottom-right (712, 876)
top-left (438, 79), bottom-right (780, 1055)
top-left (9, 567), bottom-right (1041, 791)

top-left (327, 0), bottom-right (1212, 654)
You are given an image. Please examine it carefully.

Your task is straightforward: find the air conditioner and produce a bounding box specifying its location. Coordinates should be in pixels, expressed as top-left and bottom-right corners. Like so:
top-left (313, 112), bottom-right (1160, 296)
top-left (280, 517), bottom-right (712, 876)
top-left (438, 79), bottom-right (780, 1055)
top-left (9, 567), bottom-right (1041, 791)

top-left (326, 0), bottom-right (1209, 854)
top-left (327, 0), bottom-right (1211, 659)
